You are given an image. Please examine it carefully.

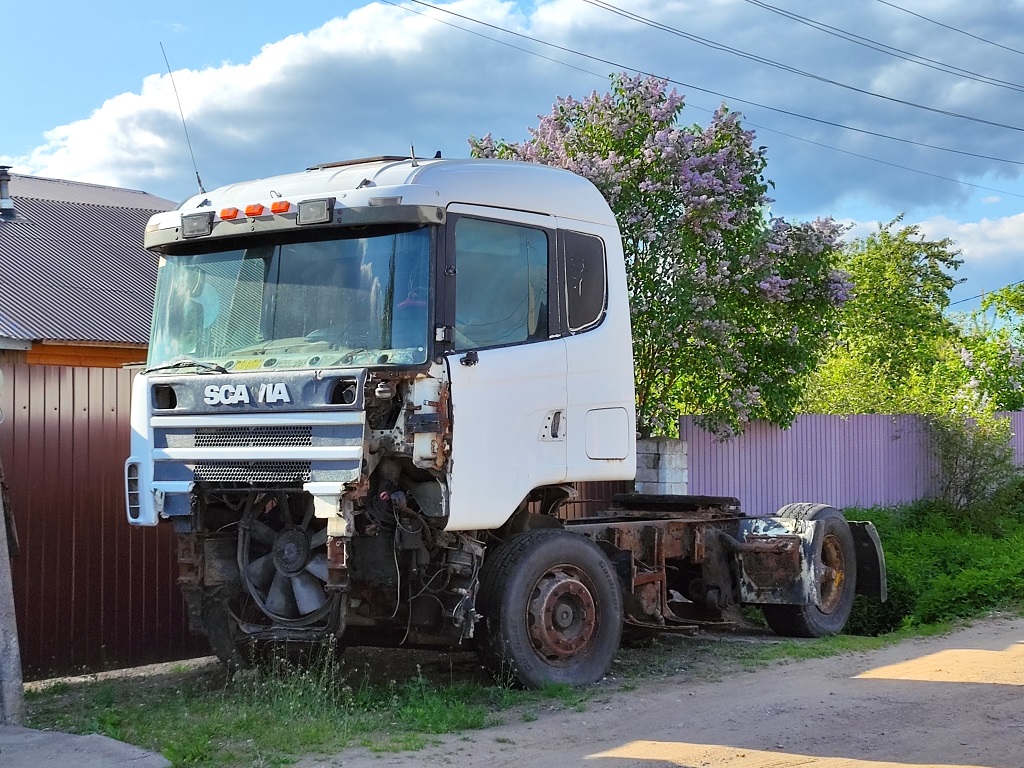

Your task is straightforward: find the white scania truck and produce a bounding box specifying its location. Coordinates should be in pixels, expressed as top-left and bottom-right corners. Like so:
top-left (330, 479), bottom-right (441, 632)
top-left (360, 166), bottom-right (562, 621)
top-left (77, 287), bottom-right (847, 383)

top-left (125, 156), bottom-right (885, 688)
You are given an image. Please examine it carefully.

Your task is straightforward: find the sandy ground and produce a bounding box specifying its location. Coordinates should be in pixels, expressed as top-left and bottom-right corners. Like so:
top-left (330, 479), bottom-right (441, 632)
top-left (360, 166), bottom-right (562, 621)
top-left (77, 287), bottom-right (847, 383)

top-left (295, 615), bottom-right (1024, 768)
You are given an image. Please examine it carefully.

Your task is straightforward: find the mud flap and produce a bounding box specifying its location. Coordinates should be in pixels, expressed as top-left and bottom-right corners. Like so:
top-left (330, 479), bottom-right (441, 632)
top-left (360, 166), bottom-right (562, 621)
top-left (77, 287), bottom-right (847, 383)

top-left (849, 520), bottom-right (887, 602)
top-left (733, 517), bottom-right (820, 606)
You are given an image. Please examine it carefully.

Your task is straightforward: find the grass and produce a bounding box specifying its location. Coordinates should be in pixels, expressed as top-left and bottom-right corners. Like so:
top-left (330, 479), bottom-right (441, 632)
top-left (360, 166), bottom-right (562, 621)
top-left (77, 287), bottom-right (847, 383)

top-left (28, 609), bottom-right (1024, 768)
top-left (25, 495), bottom-right (1024, 767)
top-left (24, 644), bottom-right (600, 767)
top-left (27, 611), bottom-right (1022, 768)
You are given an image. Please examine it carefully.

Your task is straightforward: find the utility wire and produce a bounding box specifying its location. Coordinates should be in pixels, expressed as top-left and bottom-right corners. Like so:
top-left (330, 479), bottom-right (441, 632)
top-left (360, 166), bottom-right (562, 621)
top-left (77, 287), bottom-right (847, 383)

top-left (580, 0), bottom-right (1024, 133)
top-left (875, 0), bottom-right (1024, 59)
top-left (378, 0), bottom-right (602, 80)
top-left (383, 0), bottom-right (1024, 199)
top-left (380, 1), bottom-right (1024, 302)
top-left (749, 123), bottom-right (1024, 200)
top-left (391, 0), bottom-right (1024, 171)
top-left (741, 0), bottom-right (1024, 93)
top-left (949, 280), bottom-right (1024, 307)
top-left (385, 1), bottom-right (1024, 303)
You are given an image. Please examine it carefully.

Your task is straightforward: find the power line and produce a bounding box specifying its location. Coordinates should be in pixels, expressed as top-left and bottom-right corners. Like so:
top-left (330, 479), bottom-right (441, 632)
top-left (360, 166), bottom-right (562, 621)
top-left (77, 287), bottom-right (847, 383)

top-left (741, 0), bottom-right (1024, 94)
top-left (748, 123), bottom-right (1024, 200)
top-left (377, 0), bottom-right (604, 80)
top-left (580, 0), bottom-right (1024, 133)
top-left (380, 0), bottom-right (1024, 304)
top-left (875, 0), bottom-right (1024, 58)
top-left (392, 0), bottom-right (1024, 175)
top-left (949, 280), bottom-right (1024, 307)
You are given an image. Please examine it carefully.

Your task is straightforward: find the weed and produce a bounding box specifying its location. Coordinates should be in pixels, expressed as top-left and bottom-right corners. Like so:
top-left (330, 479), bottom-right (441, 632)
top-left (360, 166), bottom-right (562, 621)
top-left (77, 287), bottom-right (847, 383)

top-left (24, 492), bottom-right (1024, 767)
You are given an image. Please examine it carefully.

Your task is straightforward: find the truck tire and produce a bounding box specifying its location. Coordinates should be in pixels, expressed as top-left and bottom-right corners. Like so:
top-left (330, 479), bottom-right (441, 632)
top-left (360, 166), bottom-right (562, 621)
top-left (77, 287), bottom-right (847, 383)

top-left (761, 504), bottom-right (857, 638)
top-left (475, 529), bottom-right (623, 689)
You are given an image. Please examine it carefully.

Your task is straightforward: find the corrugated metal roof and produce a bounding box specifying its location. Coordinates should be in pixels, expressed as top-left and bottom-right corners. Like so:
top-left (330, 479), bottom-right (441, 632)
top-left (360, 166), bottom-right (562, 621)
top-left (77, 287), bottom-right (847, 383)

top-left (0, 173), bottom-right (176, 344)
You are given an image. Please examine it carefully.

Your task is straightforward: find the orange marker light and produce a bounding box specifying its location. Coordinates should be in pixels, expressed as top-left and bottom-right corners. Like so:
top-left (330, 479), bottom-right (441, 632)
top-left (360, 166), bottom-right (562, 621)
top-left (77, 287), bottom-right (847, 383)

top-left (270, 200), bottom-right (291, 214)
top-left (220, 207), bottom-right (240, 220)
top-left (245, 203), bottom-right (265, 217)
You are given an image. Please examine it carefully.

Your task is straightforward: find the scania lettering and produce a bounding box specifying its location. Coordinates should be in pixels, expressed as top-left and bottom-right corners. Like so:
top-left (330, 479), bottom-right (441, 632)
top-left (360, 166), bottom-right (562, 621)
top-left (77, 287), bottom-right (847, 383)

top-left (202, 383), bottom-right (292, 405)
top-left (125, 156), bottom-right (886, 688)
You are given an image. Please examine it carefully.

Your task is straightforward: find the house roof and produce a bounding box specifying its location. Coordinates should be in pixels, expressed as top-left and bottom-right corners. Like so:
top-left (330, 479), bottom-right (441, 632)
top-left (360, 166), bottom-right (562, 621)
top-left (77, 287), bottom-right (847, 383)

top-left (0, 171), bottom-right (176, 345)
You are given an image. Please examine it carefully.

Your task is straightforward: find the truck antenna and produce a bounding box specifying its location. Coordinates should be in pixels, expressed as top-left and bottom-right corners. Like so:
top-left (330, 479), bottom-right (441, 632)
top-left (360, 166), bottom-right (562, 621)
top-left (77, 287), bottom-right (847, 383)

top-left (410, 145), bottom-right (418, 167)
top-left (160, 42), bottom-right (206, 194)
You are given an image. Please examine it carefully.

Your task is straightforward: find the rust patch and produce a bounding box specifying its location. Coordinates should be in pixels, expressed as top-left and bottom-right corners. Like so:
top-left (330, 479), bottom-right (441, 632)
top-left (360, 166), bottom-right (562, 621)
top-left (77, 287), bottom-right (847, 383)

top-left (738, 534), bottom-right (801, 588)
top-left (434, 380), bottom-right (451, 471)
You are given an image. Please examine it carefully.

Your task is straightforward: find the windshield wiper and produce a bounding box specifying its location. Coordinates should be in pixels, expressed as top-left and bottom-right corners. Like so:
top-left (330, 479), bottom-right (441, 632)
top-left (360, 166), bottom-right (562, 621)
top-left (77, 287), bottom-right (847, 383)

top-left (143, 359), bottom-right (228, 375)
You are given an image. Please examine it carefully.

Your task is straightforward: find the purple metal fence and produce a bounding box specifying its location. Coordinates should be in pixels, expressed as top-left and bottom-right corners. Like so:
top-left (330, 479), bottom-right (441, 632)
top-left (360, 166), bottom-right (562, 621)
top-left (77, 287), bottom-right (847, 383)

top-left (680, 412), bottom-right (1024, 517)
top-left (0, 363), bottom-right (203, 679)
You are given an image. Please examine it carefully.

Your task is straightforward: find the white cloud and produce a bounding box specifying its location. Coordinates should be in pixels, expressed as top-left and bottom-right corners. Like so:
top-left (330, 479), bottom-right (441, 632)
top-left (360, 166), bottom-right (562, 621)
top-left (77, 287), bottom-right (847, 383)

top-left (7, 0), bottom-right (1024, 218)
top-left (919, 213), bottom-right (1024, 266)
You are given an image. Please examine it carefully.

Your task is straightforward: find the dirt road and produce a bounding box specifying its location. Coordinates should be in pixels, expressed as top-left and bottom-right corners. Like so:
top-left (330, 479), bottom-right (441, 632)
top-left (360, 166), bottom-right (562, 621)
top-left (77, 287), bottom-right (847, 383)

top-left (299, 616), bottom-right (1024, 768)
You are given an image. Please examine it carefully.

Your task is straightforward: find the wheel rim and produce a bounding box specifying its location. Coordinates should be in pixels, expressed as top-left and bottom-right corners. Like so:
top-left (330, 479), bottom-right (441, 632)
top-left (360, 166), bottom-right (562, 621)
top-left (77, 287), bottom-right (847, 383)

top-left (818, 533), bottom-right (847, 614)
top-left (527, 566), bottom-right (598, 662)
top-left (239, 492), bottom-right (334, 627)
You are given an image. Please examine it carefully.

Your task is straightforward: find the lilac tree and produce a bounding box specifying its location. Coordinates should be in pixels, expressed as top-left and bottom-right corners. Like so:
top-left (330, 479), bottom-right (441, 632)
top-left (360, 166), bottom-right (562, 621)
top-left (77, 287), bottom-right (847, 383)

top-left (470, 73), bottom-right (848, 436)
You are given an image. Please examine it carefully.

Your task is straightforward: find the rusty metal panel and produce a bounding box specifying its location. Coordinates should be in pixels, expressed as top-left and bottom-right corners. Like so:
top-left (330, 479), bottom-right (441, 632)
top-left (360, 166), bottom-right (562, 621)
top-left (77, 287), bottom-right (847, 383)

top-left (0, 362), bottom-right (204, 678)
top-left (559, 479), bottom-right (632, 520)
top-left (680, 412), bottom-right (1024, 516)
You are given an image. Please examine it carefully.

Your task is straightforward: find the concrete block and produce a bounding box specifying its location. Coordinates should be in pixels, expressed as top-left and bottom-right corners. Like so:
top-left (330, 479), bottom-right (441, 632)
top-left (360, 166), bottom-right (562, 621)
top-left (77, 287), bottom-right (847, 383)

top-left (635, 468), bottom-right (659, 483)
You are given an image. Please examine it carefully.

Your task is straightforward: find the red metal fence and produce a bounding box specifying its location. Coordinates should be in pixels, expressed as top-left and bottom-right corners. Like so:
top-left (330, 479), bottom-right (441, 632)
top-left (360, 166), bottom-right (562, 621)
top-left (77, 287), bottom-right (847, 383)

top-left (0, 363), bottom-right (203, 679)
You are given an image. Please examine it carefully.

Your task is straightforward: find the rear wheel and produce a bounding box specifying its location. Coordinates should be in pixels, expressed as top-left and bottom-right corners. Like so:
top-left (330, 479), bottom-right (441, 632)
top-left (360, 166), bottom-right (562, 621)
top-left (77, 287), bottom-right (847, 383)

top-left (476, 529), bottom-right (623, 689)
top-left (761, 504), bottom-right (857, 637)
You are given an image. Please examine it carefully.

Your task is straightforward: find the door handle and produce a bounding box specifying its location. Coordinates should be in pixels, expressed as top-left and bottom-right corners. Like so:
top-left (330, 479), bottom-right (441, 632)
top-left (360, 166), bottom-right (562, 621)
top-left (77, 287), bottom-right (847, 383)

top-left (459, 350), bottom-right (479, 367)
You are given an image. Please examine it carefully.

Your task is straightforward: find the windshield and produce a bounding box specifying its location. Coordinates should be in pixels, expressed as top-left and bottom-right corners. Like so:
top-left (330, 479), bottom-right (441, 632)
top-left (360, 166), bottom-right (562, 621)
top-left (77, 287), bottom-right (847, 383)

top-left (147, 227), bottom-right (432, 371)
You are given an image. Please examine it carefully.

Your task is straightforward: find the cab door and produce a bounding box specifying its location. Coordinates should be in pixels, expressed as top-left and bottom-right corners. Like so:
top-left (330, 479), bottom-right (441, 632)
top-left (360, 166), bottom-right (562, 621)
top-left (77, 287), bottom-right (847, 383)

top-left (441, 205), bottom-right (567, 531)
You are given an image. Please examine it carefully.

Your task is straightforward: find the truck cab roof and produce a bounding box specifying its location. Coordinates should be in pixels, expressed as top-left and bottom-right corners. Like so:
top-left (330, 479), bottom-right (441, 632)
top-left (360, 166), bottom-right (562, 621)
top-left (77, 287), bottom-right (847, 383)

top-left (155, 157), bottom-right (618, 245)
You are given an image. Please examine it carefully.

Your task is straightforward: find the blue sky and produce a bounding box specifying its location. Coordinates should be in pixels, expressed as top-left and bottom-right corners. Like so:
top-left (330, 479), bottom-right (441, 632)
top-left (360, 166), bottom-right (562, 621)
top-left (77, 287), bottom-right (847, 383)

top-left (4, 0), bottom-right (1024, 310)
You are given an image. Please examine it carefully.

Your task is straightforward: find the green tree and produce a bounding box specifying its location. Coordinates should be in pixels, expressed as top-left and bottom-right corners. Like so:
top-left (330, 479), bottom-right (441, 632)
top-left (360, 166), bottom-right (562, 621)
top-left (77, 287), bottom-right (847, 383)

top-left (803, 220), bottom-right (1024, 511)
top-left (470, 73), bottom-right (848, 436)
top-left (802, 220), bottom-right (962, 414)
top-left (803, 219), bottom-right (1024, 417)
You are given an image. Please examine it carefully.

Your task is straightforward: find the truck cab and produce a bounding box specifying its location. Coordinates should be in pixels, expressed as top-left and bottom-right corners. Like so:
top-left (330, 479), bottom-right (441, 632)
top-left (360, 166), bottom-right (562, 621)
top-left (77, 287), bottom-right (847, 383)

top-left (126, 157), bottom-right (637, 680)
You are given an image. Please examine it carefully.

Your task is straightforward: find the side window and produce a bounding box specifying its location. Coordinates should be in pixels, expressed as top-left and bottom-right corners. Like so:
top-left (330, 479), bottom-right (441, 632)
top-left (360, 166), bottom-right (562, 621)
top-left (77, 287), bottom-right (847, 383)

top-left (563, 231), bottom-right (607, 333)
top-left (454, 217), bottom-right (549, 350)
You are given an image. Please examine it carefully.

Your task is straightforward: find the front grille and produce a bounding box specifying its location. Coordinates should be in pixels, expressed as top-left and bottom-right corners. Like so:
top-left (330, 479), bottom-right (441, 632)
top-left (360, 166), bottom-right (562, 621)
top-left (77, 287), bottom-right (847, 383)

top-left (194, 461), bottom-right (312, 483)
top-left (194, 426), bottom-right (313, 448)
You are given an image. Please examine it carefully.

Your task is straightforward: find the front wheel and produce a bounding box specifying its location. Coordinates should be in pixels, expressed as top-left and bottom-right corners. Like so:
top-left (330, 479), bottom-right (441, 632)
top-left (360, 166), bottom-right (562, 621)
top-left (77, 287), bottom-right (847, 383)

top-left (761, 504), bottom-right (857, 638)
top-left (476, 529), bottom-right (623, 689)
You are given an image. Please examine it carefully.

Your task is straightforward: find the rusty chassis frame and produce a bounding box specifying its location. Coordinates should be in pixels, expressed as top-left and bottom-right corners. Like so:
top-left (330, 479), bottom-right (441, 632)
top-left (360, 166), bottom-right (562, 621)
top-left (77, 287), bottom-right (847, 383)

top-left (565, 504), bottom-right (815, 631)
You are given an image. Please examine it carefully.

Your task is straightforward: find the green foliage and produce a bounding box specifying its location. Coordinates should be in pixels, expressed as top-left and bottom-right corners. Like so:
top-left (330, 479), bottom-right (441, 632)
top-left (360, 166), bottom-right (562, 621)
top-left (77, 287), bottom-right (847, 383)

top-left (803, 219), bottom-right (964, 415)
top-left (843, 497), bottom-right (1024, 635)
top-left (802, 219), bottom-right (1023, 525)
top-left (803, 218), bottom-right (1024, 419)
top-left (25, 645), bottom-right (502, 767)
top-left (846, 568), bottom-right (917, 636)
top-left (838, 218), bottom-right (961, 377)
top-left (927, 414), bottom-right (1017, 513)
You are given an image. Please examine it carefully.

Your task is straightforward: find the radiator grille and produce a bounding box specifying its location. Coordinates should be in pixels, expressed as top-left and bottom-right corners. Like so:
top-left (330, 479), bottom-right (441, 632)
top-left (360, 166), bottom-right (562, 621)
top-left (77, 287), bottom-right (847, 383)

top-left (194, 426), bottom-right (313, 448)
top-left (194, 461), bottom-right (312, 483)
